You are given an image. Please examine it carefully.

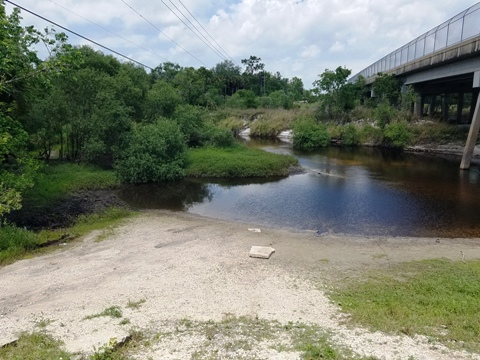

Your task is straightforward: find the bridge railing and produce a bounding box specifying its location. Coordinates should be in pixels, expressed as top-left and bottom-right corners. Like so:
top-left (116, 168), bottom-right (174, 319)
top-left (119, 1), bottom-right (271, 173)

top-left (350, 2), bottom-right (480, 82)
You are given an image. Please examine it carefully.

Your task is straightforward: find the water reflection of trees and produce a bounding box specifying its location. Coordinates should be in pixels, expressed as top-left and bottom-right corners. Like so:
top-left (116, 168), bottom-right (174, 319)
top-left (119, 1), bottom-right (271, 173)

top-left (117, 180), bottom-right (212, 211)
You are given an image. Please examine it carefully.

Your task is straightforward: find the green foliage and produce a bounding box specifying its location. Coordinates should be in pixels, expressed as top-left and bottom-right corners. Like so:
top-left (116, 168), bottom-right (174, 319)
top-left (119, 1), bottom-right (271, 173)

top-left (372, 73), bottom-right (402, 106)
top-left (0, 223), bottom-right (39, 264)
top-left (115, 120), bottom-right (186, 183)
top-left (203, 125), bottom-right (235, 147)
top-left (24, 163), bottom-right (118, 206)
top-left (292, 118), bottom-right (330, 150)
top-left (186, 145), bottom-right (298, 178)
top-left (358, 124), bottom-right (383, 145)
top-left (173, 104), bottom-right (207, 147)
top-left (225, 89), bottom-right (258, 109)
top-left (90, 338), bottom-right (128, 360)
top-left (144, 79), bottom-right (182, 119)
top-left (374, 102), bottom-right (395, 129)
top-left (342, 124), bottom-right (359, 146)
top-left (331, 259), bottom-right (480, 352)
top-left (383, 121), bottom-right (412, 148)
top-left (0, 331), bottom-right (71, 360)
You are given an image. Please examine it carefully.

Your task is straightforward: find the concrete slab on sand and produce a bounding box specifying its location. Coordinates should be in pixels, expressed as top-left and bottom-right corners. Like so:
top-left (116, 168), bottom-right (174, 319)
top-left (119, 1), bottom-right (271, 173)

top-left (249, 246), bottom-right (275, 259)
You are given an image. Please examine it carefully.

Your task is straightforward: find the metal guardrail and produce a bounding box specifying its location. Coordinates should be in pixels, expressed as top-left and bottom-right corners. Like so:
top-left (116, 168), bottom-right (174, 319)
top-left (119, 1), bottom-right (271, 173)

top-left (350, 2), bottom-right (480, 82)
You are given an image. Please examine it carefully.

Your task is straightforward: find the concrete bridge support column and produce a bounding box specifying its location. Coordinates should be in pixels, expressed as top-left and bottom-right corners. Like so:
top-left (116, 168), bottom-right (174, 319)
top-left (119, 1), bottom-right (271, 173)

top-left (457, 93), bottom-right (464, 123)
top-left (461, 72), bottom-right (480, 169)
top-left (428, 95), bottom-right (436, 117)
top-left (414, 95), bottom-right (423, 117)
top-left (460, 93), bottom-right (480, 169)
top-left (441, 94), bottom-right (449, 122)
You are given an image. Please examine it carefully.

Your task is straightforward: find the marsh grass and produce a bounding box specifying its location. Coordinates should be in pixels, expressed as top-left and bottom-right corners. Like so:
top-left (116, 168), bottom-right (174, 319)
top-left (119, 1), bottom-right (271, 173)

top-left (186, 144), bottom-right (298, 178)
top-left (330, 259), bottom-right (480, 352)
top-left (24, 162), bottom-right (119, 206)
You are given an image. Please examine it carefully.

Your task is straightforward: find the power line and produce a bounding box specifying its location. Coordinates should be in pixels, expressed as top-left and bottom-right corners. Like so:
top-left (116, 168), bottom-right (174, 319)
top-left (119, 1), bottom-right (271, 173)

top-left (48, 0), bottom-right (169, 63)
top-left (177, 0), bottom-right (237, 65)
top-left (5, 0), bottom-right (154, 70)
top-left (120, 0), bottom-right (206, 66)
top-left (164, 0), bottom-right (227, 62)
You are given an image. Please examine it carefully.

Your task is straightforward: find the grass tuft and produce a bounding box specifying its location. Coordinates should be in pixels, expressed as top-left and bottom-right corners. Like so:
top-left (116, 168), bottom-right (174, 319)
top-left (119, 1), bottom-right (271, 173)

top-left (84, 306), bottom-right (123, 320)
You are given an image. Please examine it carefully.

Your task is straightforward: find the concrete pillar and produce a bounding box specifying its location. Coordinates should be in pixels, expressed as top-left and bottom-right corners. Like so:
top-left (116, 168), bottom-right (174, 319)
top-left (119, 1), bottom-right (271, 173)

top-left (460, 93), bottom-right (480, 169)
top-left (457, 92), bottom-right (464, 124)
top-left (441, 94), bottom-right (449, 121)
top-left (414, 95), bottom-right (423, 117)
top-left (428, 95), bottom-right (436, 117)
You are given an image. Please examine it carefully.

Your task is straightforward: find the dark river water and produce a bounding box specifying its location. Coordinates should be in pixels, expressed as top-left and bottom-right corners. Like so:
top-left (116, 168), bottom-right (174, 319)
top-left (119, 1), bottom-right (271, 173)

top-left (118, 140), bottom-right (480, 237)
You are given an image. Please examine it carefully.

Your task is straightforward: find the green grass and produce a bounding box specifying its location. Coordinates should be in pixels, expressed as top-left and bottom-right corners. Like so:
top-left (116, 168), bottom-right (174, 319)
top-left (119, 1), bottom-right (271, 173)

top-left (24, 162), bottom-right (119, 206)
top-left (0, 207), bottom-right (135, 266)
top-left (0, 331), bottom-right (72, 360)
top-left (0, 224), bottom-right (39, 264)
top-left (186, 144), bottom-right (298, 178)
top-left (330, 259), bottom-right (480, 352)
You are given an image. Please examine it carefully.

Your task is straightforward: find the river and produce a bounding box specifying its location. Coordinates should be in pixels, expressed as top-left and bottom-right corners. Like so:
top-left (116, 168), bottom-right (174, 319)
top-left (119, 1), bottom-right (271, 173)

top-left (118, 140), bottom-right (480, 237)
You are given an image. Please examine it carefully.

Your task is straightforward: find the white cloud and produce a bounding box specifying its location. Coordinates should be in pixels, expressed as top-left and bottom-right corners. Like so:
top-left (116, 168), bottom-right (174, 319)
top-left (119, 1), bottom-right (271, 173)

top-left (4, 0), bottom-right (477, 88)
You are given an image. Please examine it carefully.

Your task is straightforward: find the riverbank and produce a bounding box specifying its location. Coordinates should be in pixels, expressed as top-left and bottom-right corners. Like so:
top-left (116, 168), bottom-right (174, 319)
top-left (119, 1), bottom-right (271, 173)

top-left (1, 211), bottom-right (479, 359)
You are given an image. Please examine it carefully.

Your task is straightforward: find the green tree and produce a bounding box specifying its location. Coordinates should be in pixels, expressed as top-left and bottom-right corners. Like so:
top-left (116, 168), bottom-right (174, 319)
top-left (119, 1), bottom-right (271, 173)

top-left (372, 73), bottom-right (402, 106)
top-left (115, 120), bottom-right (186, 183)
top-left (0, 3), bottom-right (72, 216)
top-left (213, 60), bottom-right (242, 97)
top-left (145, 79), bottom-right (183, 120)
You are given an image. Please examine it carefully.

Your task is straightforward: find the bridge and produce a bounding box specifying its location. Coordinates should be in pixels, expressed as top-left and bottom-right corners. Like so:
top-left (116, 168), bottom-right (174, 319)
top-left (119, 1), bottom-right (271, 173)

top-left (350, 2), bottom-right (480, 169)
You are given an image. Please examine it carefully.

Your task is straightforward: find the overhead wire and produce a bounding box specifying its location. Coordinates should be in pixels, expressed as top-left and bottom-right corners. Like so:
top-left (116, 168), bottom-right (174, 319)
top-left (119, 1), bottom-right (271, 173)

top-left (164, 0), bottom-right (227, 62)
top-left (4, 0), bottom-right (155, 70)
top-left (120, 0), bottom-right (207, 66)
top-left (47, 0), bottom-right (170, 63)
top-left (177, 0), bottom-right (237, 65)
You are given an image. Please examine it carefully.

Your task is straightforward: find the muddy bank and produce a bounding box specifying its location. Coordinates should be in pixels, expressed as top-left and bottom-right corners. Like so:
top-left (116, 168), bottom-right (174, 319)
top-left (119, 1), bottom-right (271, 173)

top-left (7, 189), bottom-right (127, 230)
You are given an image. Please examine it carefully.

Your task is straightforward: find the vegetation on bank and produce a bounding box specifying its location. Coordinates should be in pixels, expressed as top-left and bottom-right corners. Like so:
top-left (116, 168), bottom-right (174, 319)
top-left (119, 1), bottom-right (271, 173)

top-left (330, 259), bottom-right (480, 352)
top-left (186, 144), bottom-right (298, 178)
top-left (0, 207), bottom-right (134, 265)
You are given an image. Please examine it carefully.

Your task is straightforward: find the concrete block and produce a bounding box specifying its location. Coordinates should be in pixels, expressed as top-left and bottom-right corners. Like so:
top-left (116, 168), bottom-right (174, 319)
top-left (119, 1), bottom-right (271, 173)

top-left (249, 246), bottom-right (275, 259)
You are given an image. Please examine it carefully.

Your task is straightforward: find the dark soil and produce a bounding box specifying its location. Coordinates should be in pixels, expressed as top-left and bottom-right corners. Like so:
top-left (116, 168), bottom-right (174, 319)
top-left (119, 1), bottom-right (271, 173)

top-left (7, 189), bottom-right (127, 231)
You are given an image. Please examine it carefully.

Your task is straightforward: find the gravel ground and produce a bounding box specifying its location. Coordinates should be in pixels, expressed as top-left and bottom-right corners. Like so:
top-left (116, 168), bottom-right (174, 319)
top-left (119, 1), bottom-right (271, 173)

top-left (1, 210), bottom-right (480, 359)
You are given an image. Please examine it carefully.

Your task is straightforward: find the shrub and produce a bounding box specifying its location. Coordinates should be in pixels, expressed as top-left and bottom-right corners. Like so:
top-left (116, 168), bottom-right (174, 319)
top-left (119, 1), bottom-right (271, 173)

top-left (218, 116), bottom-right (245, 136)
top-left (204, 126), bottom-right (235, 147)
top-left (358, 124), bottom-right (383, 145)
top-left (383, 121), bottom-right (412, 149)
top-left (374, 102), bottom-right (395, 129)
top-left (173, 104), bottom-right (207, 147)
top-left (292, 118), bottom-right (330, 150)
top-left (225, 90), bottom-right (258, 109)
top-left (115, 120), bottom-right (186, 183)
top-left (342, 124), bottom-right (359, 146)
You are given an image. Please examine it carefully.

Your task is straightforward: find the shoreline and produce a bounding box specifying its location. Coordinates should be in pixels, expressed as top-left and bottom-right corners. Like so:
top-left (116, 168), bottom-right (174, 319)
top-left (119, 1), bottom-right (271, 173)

top-left (1, 210), bottom-right (480, 359)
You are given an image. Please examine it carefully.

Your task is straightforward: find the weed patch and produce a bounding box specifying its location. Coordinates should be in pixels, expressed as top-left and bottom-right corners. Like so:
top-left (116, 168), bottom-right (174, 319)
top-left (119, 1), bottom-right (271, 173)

top-left (84, 306), bottom-right (123, 320)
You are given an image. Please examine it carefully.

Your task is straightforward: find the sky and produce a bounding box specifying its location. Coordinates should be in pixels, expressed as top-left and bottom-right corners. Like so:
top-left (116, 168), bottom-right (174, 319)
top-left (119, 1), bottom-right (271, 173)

top-left (4, 0), bottom-right (479, 89)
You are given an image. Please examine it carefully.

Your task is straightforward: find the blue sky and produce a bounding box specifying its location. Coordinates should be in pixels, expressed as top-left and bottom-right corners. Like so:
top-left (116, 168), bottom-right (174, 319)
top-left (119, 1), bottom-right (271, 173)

top-left (4, 0), bottom-right (478, 88)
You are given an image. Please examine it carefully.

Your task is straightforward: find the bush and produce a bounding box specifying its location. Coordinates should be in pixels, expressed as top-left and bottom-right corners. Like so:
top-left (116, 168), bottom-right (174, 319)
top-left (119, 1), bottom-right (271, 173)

top-left (375, 102), bottom-right (395, 129)
top-left (358, 124), bottom-right (383, 145)
top-left (225, 90), bottom-right (258, 109)
top-left (218, 116), bottom-right (245, 136)
top-left (115, 120), bottom-right (186, 183)
top-left (204, 126), bottom-right (235, 147)
top-left (342, 124), bottom-right (359, 146)
top-left (292, 118), bottom-right (330, 150)
top-left (383, 121), bottom-right (412, 149)
top-left (173, 104), bottom-right (207, 147)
